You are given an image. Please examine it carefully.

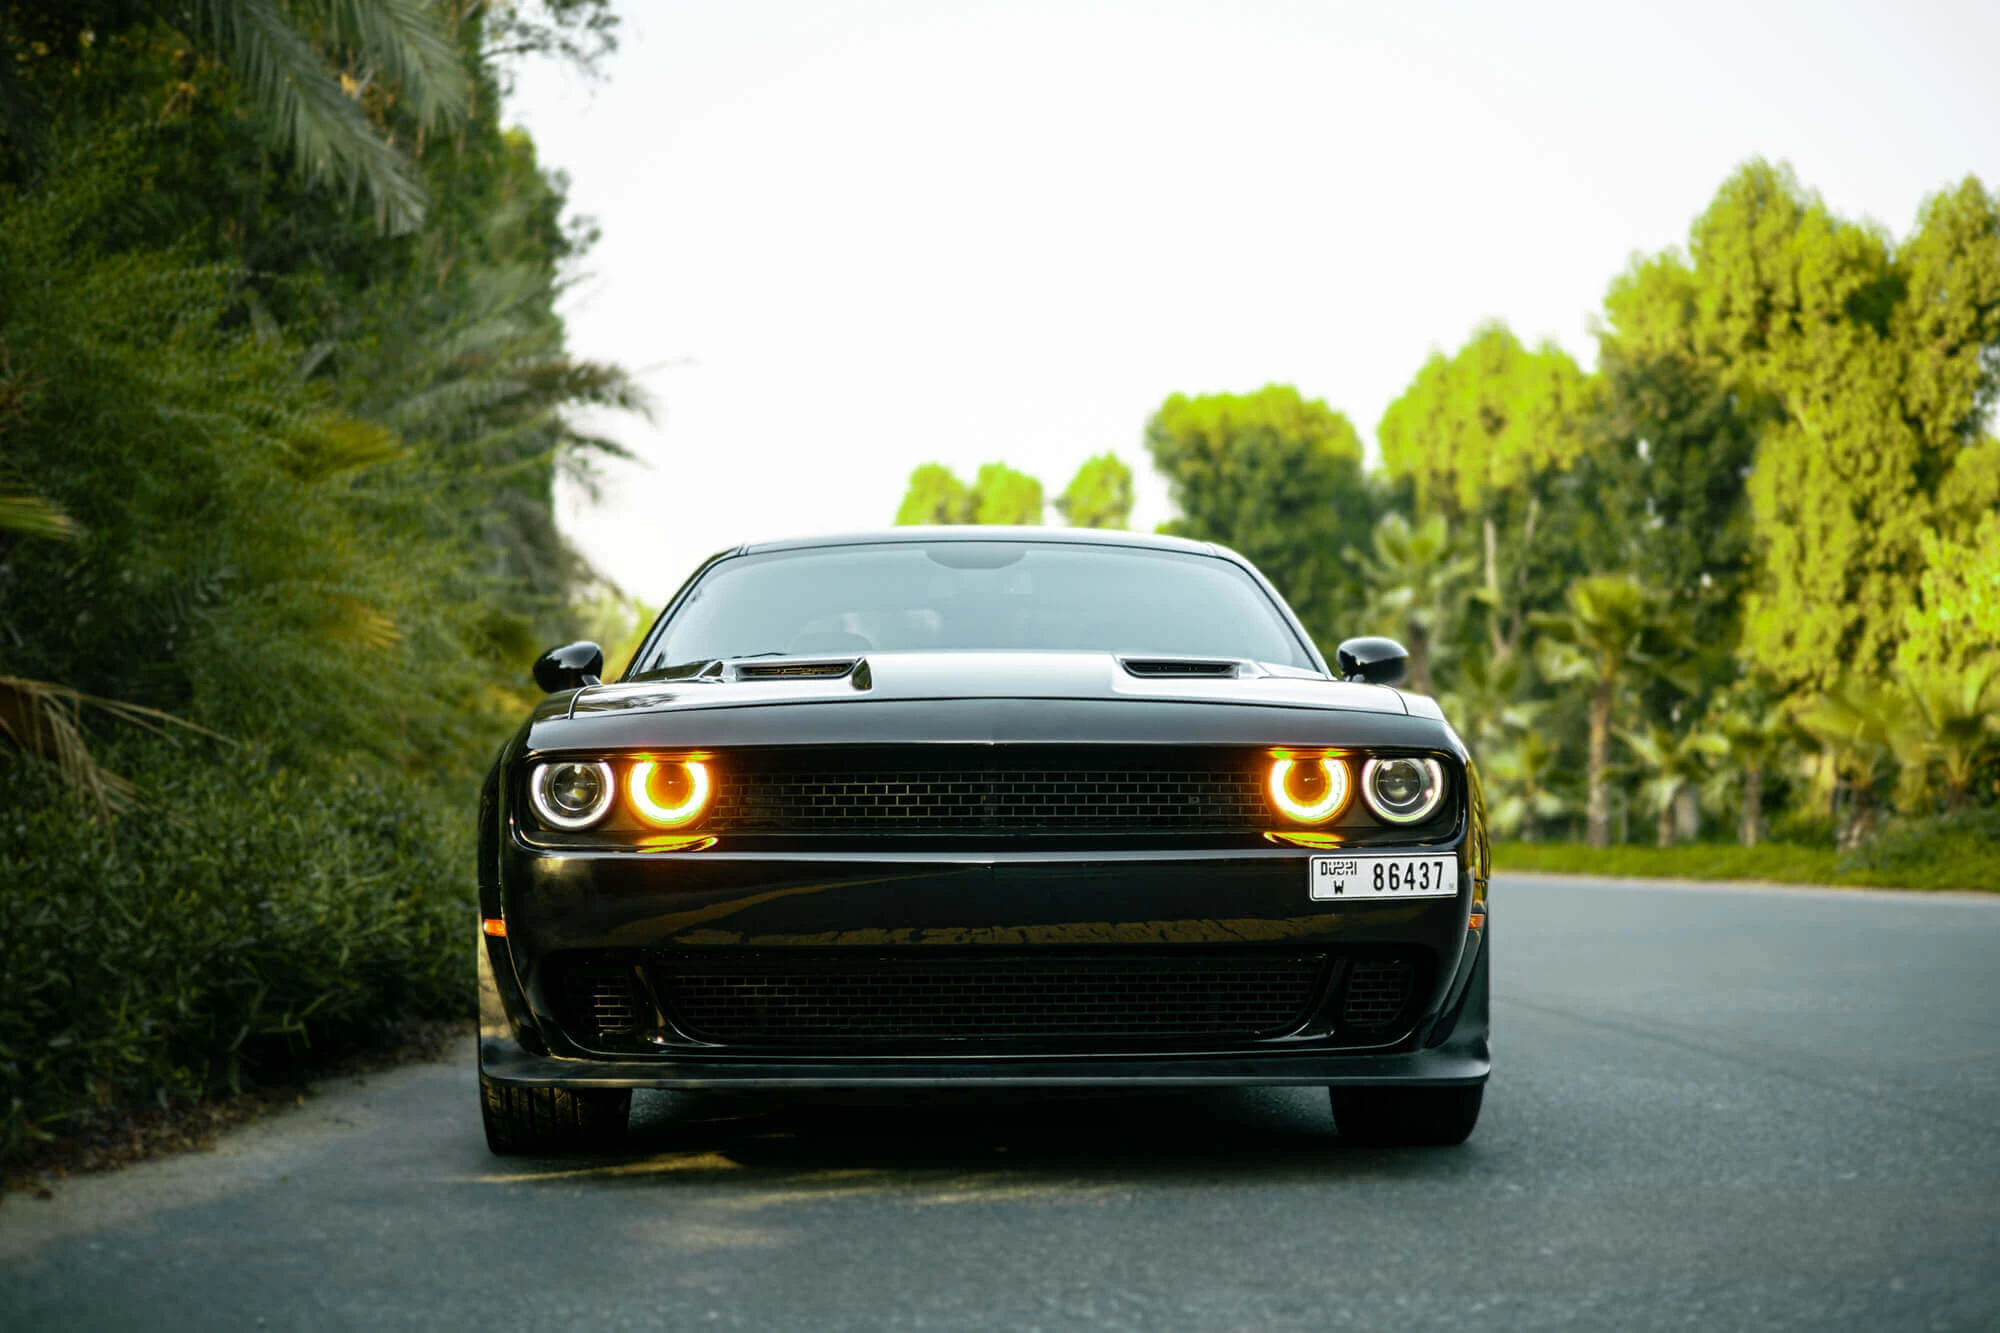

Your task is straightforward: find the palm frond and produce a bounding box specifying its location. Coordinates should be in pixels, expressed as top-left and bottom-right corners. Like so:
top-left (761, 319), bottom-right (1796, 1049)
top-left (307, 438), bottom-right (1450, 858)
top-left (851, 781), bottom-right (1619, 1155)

top-left (0, 490), bottom-right (79, 540)
top-left (284, 413), bottom-right (408, 481)
top-left (193, 0), bottom-right (428, 232)
top-left (0, 676), bottom-right (226, 820)
top-left (312, 0), bottom-right (471, 128)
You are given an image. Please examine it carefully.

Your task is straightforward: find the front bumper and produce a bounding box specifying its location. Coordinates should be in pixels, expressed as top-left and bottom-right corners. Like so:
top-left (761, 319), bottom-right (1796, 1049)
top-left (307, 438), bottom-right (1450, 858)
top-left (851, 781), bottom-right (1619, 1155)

top-left (478, 828), bottom-right (1491, 1091)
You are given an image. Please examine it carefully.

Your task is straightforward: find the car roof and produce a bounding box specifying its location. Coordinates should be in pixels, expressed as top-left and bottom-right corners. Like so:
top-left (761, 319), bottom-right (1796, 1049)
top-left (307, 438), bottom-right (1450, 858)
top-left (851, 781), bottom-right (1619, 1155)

top-left (738, 526), bottom-right (1224, 558)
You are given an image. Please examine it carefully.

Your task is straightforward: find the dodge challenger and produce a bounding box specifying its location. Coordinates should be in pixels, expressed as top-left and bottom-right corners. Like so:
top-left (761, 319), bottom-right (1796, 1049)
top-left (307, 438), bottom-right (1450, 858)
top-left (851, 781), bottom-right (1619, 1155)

top-left (476, 528), bottom-right (1491, 1153)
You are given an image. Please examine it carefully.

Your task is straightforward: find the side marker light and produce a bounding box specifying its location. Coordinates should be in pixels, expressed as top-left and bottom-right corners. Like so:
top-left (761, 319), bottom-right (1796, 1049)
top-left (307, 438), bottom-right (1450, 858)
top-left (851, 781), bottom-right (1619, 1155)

top-left (482, 918), bottom-right (507, 937)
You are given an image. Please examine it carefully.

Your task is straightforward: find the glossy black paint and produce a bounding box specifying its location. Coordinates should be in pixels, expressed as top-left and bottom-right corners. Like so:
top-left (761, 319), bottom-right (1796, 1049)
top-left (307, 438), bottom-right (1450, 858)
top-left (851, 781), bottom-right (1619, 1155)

top-left (480, 529), bottom-right (1490, 1093)
top-left (1335, 636), bottom-right (1411, 685)
top-left (533, 640), bottom-right (605, 693)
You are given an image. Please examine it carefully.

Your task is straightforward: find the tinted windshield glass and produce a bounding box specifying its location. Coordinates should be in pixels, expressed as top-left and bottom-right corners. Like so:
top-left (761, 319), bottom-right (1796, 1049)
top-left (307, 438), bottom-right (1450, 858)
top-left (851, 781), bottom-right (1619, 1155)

top-left (638, 541), bottom-right (1314, 672)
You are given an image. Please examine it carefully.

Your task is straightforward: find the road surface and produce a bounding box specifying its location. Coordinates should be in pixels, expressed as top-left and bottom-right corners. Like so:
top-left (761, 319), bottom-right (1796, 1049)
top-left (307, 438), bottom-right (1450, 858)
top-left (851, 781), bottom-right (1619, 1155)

top-left (4, 874), bottom-right (1998, 1330)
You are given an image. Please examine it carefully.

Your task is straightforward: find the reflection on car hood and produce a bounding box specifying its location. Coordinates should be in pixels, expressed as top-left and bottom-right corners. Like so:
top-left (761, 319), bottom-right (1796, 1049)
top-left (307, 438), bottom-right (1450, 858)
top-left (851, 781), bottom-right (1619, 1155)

top-left (556, 652), bottom-right (1408, 718)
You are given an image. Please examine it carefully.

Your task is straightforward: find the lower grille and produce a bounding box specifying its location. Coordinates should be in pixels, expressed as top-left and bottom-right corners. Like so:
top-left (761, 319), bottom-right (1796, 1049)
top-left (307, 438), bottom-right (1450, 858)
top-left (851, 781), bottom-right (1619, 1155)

top-left (1341, 958), bottom-right (1417, 1029)
top-left (555, 963), bottom-right (643, 1044)
top-left (660, 952), bottom-right (1327, 1046)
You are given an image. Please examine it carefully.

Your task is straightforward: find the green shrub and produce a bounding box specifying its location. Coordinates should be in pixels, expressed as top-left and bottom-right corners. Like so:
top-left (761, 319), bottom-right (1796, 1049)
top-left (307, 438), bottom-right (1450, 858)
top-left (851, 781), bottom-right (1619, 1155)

top-left (1836, 810), bottom-right (2000, 891)
top-left (0, 745), bottom-right (474, 1161)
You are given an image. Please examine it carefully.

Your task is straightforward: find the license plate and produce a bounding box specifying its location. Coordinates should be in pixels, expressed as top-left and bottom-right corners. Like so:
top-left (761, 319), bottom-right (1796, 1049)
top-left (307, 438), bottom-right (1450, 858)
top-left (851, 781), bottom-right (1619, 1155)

top-left (1310, 853), bottom-right (1459, 901)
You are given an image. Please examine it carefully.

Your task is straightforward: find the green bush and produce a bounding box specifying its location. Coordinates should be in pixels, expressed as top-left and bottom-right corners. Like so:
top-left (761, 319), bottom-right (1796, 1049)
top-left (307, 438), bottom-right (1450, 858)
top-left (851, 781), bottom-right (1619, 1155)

top-left (0, 745), bottom-right (473, 1160)
top-left (1836, 811), bottom-right (2000, 891)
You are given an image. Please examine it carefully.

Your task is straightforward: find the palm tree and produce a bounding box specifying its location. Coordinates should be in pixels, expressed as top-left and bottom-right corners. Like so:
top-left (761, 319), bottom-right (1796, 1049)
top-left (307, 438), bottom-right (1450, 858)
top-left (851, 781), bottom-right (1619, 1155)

top-left (1349, 511), bottom-right (1479, 696)
top-left (1482, 732), bottom-right (1569, 842)
top-left (1891, 658), bottom-right (2000, 813)
top-left (1791, 681), bottom-right (1898, 851)
top-left (1439, 651), bottom-right (1543, 759)
top-left (4, 1), bottom-right (469, 232)
top-left (1532, 575), bottom-right (1692, 847)
top-left (1620, 722), bottom-right (1728, 846)
top-left (1709, 682), bottom-right (1795, 846)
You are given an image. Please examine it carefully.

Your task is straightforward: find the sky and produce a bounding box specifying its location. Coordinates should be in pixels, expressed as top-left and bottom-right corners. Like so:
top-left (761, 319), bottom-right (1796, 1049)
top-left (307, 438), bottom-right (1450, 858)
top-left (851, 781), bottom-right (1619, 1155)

top-left (505, 0), bottom-right (2000, 606)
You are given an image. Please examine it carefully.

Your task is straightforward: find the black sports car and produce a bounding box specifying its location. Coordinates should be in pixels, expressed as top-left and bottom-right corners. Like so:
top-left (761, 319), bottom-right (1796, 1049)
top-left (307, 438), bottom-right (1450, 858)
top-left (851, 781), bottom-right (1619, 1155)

top-left (476, 528), bottom-right (1490, 1152)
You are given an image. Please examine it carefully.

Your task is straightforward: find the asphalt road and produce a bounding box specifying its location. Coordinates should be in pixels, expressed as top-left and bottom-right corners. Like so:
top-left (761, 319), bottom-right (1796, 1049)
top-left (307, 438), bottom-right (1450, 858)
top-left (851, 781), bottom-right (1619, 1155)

top-left (5, 874), bottom-right (1999, 1331)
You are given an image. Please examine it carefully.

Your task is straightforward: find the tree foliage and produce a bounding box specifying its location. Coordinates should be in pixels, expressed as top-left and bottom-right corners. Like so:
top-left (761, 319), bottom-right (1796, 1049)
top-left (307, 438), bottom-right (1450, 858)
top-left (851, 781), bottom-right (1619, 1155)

top-left (1378, 325), bottom-right (1592, 666)
top-left (1146, 385), bottom-right (1376, 645)
top-left (972, 462), bottom-right (1044, 525)
top-left (1055, 452), bottom-right (1133, 529)
top-left (894, 461), bottom-right (1044, 525)
top-left (0, 0), bottom-right (634, 1155)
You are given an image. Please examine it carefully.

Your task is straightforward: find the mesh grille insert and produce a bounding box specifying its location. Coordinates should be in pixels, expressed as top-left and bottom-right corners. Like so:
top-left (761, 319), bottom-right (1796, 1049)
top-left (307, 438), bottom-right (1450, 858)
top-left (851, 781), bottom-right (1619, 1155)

top-left (661, 953), bottom-right (1327, 1045)
top-left (712, 768), bottom-right (1266, 833)
top-left (556, 963), bottom-right (642, 1043)
top-left (1342, 958), bottom-right (1416, 1029)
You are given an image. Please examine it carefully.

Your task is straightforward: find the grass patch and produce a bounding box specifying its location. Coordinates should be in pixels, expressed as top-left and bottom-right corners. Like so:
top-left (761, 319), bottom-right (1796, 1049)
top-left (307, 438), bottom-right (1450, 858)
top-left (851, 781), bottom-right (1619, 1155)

top-left (1496, 812), bottom-right (2000, 892)
top-left (1494, 841), bottom-right (1842, 884)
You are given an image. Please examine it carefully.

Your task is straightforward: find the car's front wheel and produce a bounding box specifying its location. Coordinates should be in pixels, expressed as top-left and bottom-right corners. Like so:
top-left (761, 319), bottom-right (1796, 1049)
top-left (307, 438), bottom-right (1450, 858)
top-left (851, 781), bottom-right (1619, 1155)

top-left (480, 1074), bottom-right (632, 1155)
top-left (1328, 1084), bottom-right (1483, 1146)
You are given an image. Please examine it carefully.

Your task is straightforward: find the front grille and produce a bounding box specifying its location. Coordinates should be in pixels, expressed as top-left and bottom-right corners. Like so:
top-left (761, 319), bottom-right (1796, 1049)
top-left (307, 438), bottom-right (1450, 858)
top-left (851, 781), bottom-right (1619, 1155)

top-left (712, 767), bottom-right (1266, 833)
top-left (1341, 958), bottom-right (1417, 1029)
top-left (659, 952), bottom-right (1327, 1046)
top-left (555, 963), bottom-right (643, 1044)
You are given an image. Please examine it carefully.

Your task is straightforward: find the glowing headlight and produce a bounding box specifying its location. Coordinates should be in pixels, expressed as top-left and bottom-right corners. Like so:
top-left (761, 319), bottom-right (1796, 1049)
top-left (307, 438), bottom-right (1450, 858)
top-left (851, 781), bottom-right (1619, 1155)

top-left (1362, 756), bottom-right (1445, 824)
top-left (1267, 756), bottom-right (1350, 824)
top-left (530, 760), bottom-right (616, 830)
top-left (628, 759), bottom-right (713, 828)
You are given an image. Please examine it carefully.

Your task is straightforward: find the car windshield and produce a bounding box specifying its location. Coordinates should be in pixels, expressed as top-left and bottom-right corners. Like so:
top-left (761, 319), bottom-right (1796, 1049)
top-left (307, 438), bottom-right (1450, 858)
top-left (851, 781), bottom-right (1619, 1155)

top-left (634, 540), bottom-right (1315, 674)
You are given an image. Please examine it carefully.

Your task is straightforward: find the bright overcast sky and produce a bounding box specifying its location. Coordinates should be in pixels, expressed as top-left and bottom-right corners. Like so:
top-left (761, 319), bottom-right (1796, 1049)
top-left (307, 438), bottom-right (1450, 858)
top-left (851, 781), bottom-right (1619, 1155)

top-left (506, 0), bottom-right (2000, 605)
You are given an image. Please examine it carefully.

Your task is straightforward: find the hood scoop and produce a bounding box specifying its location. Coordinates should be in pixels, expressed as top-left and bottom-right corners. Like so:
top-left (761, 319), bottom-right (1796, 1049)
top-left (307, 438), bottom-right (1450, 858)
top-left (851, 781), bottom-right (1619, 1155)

top-left (717, 656), bottom-right (870, 688)
top-left (1118, 656), bottom-right (1246, 679)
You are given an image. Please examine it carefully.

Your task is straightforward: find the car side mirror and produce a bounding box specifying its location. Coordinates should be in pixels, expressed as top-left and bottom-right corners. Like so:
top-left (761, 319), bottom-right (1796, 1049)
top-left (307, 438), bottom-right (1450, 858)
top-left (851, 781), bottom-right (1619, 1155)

top-left (1335, 636), bottom-right (1408, 686)
top-left (533, 641), bottom-right (605, 693)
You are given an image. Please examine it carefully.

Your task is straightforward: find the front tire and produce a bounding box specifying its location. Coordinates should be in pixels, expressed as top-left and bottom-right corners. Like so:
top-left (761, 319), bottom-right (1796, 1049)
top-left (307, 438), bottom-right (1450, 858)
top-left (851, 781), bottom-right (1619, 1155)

top-left (480, 1073), bottom-right (631, 1155)
top-left (1329, 1084), bottom-right (1483, 1146)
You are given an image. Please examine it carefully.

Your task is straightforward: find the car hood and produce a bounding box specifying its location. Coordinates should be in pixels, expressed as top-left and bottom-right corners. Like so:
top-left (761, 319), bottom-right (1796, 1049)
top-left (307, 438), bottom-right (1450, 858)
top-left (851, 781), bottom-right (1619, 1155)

top-left (554, 651), bottom-right (1409, 719)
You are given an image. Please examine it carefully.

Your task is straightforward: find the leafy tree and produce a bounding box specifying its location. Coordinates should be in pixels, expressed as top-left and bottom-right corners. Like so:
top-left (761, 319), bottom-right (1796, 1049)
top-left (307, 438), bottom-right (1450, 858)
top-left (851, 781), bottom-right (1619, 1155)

top-left (1899, 501), bottom-right (2000, 679)
top-left (1055, 452), bottom-right (1133, 529)
top-left (1562, 283), bottom-right (1763, 683)
top-left (1377, 324), bottom-right (1592, 667)
top-left (1533, 575), bottom-right (1693, 847)
top-left (1146, 385), bottom-right (1377, 649)
top-left (1633, 163), bottom-right (2000, 691)
top-left (1348, 511), bottom-right (1477, 696)
top-left (895, 463), bottom-right (975, 525)
top-left (972, 462), bottom-right (1044, 525)
top-left (895, 462), bottom-right (1043, 525)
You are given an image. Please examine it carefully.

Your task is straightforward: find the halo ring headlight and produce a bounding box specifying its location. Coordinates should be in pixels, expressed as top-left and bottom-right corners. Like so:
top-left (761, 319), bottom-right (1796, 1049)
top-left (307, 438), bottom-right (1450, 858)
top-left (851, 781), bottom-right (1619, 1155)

top-left (530, 760), bottom-right (616, 830)
top-left (1267, 756), bottom-right (1350, 825)
top-left (629, 759), bottom-right (713, 828)
top-left (1361, 756), bottom-right (1446, 824)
